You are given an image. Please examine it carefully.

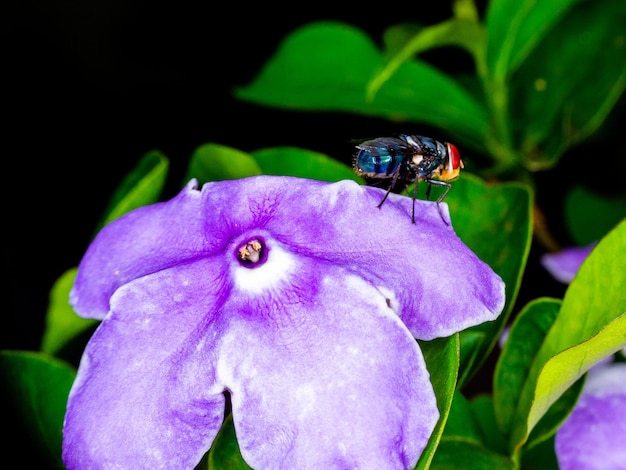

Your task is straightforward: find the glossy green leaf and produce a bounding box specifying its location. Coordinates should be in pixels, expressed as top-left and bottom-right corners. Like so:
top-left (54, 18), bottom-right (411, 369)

top-left (494, 298), bottom-right (561, 435)
top-left (235, 22), bottom-right (490, 152)
top-left (380, 23), bottom-right (426, 57)
top-left (486, 0), bottom-right (585, 77)
top-left (509, 0), bottom-right (626, 170)
top-left (208, 413), bottom-right (252, 470)
top-left (415, 335), bottom-right (460, 470)
top-left (493, 298), bottom-right (585, 453)
top-left (0, 350), bottom-right (76, 467)
top-left (527, 313), bottom-right (626, 439)
top-left (442, 390), bottom-right (483, 445)
top-left (469, 395), bottom-right (509, 455)
top-left (444, 173), bottom-right (533, 386)
top-left (536, 217), bottom-right (626, 370)
top-left (251, 147), bottom-right (364, 183)
top-left (368, 18), bottom-right (487, 100)
top-left (430, 440), bottom-right (514, 470)
top-left (520, 434), bottom-right (559, 470)
top-left (525, 373), bottom-right (584, 451)
top-left (456, 330), bottom-right (486, 390)
top-left (511, 219), bottom-right (626, 450)
top-left (185, 143), bottom-right (262, 185)
top-left (40, 268), bottom-right (97, 356)
top-left (565, 185), bottom-right (626, 246)
top-left (99, 149), bottom-right (169, 229)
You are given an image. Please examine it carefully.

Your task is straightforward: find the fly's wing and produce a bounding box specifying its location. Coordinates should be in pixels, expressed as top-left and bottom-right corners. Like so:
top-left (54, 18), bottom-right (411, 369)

top-left (356, 137), bottom-right (413, 156)
top-left (400, 135), bottom-right (440, 157)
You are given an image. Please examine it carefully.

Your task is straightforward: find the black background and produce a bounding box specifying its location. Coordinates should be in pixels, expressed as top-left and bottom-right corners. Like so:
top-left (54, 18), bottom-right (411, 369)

top-left (2, 1), bottom-right (619, 376)
top-left (1, 2), bottom-right (463, 349)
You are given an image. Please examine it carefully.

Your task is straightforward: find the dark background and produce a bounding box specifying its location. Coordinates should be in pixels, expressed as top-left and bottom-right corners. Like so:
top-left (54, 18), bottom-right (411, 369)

top-left (3, 1), bottom-right (616, 370)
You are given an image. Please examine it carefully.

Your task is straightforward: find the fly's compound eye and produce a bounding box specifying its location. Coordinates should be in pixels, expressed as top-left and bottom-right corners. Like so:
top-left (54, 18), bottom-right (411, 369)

top-left (448, 143), bottom-right (463, 170)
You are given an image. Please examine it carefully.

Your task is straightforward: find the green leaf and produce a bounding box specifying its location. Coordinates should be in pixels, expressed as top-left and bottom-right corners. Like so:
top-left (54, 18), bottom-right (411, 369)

top-left (235, 22), bottom-right (490, 152)
top-left (520, 433), bottom-right (559, 470)
top-left (0, 350), bottom-right (76, 467)
top-left (442, 391), bottom-right (483, 445)
top-left (430, 440), bottom-right (515, 470)
top-left (251, 147), bottom-right (364, 183)
top-left (380, 23), bottom-right (426, 57)
top-left (565, 185), bottom-right (626, 246)
top-left (40, 268), bottom-right (98, 356)
top-left (456, 331), bottom-right (486, 391)
top-left (368, 18), bottom-right (487, 100)
top-left (510, 219), bottom-right (626, 451)
top-left (539, 217), bottom-right (626, 360)
top-left (99, 149), bottom-right (169, 229)
top-left (208, 413), bottom-right (252, 470)
top-left (494, 298), bottom-right (561, 435)
top-left (526, 373), bottom-right (584, 450)
top-left (527, 314), bottom-right (626, 438)
top-left (415, 335), bottom-right (460, 470)
top-left (470, 395), bottom-right (509, 455)
top-left (510, 0), bottom-right (626, 170)
top-left (486, 0), bottom-right (585, 77)
top-left (493, 297), bottom-right (584, 453)
top-left (184, 143), bottom-right (262, 185)
top-left (445, 173), bottom-right (533, 386)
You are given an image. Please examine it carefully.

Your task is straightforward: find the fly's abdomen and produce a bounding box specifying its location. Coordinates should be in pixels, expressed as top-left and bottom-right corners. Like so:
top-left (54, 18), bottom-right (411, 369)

top-left (354, 137), bottom-right (410, 177)
top-left (354, 149), bottom-right (402, 177)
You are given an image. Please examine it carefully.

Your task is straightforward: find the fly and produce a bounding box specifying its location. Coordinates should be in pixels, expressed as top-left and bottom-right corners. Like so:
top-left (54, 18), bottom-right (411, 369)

top-left (353, 134), bottom-right (463, 225)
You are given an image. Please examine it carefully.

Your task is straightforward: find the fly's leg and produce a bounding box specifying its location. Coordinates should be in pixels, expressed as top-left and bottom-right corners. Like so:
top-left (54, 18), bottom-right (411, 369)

top-left (377, 171), bottom-right (402, 209)
top-left (377, 186), bottom-right (393, 209)
top-left (425, 179), bottom-right (451, 225)
top-left (411, 180), bottom-right (420, 224)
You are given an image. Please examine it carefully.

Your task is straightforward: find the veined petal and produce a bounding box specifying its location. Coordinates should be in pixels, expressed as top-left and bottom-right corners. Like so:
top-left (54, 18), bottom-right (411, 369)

top-left (63, 260), bottom-right (229, 468)
top-left (73, 177), bottom-right (504, 336)
top-left (217, 257), bottom-right (437, 469)
top-left (197, 177), bottom-right (505, 339)
top-left (70, 180), bottom-right (208, 319)
top-left (65, 175), bottom-right (504, 469)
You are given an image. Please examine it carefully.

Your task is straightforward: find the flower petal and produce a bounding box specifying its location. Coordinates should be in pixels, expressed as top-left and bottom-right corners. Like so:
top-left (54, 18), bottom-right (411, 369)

top-left (73, 177), bottom-right (504, 337)
top-left (66, 176), bottom-right (505, 468)
top-left (65, 223), bottom-right (439, 468)
top-left (63, 260), bottom-right (229, 468)
top-left (196, 176), bottom-right (505, 339)
top-left (540, 242), bottom-right (597, 284)
top-left (70, 180), bottom-right (208, 319)
top-left (555, 363), bottom-right (626, 470)
top-left (217, 258), bottom-right (438, 469)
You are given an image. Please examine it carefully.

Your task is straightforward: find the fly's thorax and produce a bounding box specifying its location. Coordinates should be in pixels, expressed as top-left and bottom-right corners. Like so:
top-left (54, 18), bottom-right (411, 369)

top-left (411, 153), bottom-right (441, 179)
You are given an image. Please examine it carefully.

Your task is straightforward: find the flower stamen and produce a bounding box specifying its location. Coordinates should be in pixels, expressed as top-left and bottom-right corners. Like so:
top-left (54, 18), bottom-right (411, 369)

top-left (237, 239), bottom-right (265, 266)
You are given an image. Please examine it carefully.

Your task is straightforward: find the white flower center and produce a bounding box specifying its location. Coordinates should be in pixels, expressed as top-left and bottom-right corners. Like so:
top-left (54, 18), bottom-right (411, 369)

top-left (232, 241), bottom-right (294, 293)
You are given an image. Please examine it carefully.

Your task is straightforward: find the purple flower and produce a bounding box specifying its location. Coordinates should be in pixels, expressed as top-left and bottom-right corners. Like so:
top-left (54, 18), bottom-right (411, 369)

top-left (555, 362), bottom-right (626, 469)
top-left (62, 176), bottom-right (505, 469)
top-left (540, 242), bottom-right (597, 284)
